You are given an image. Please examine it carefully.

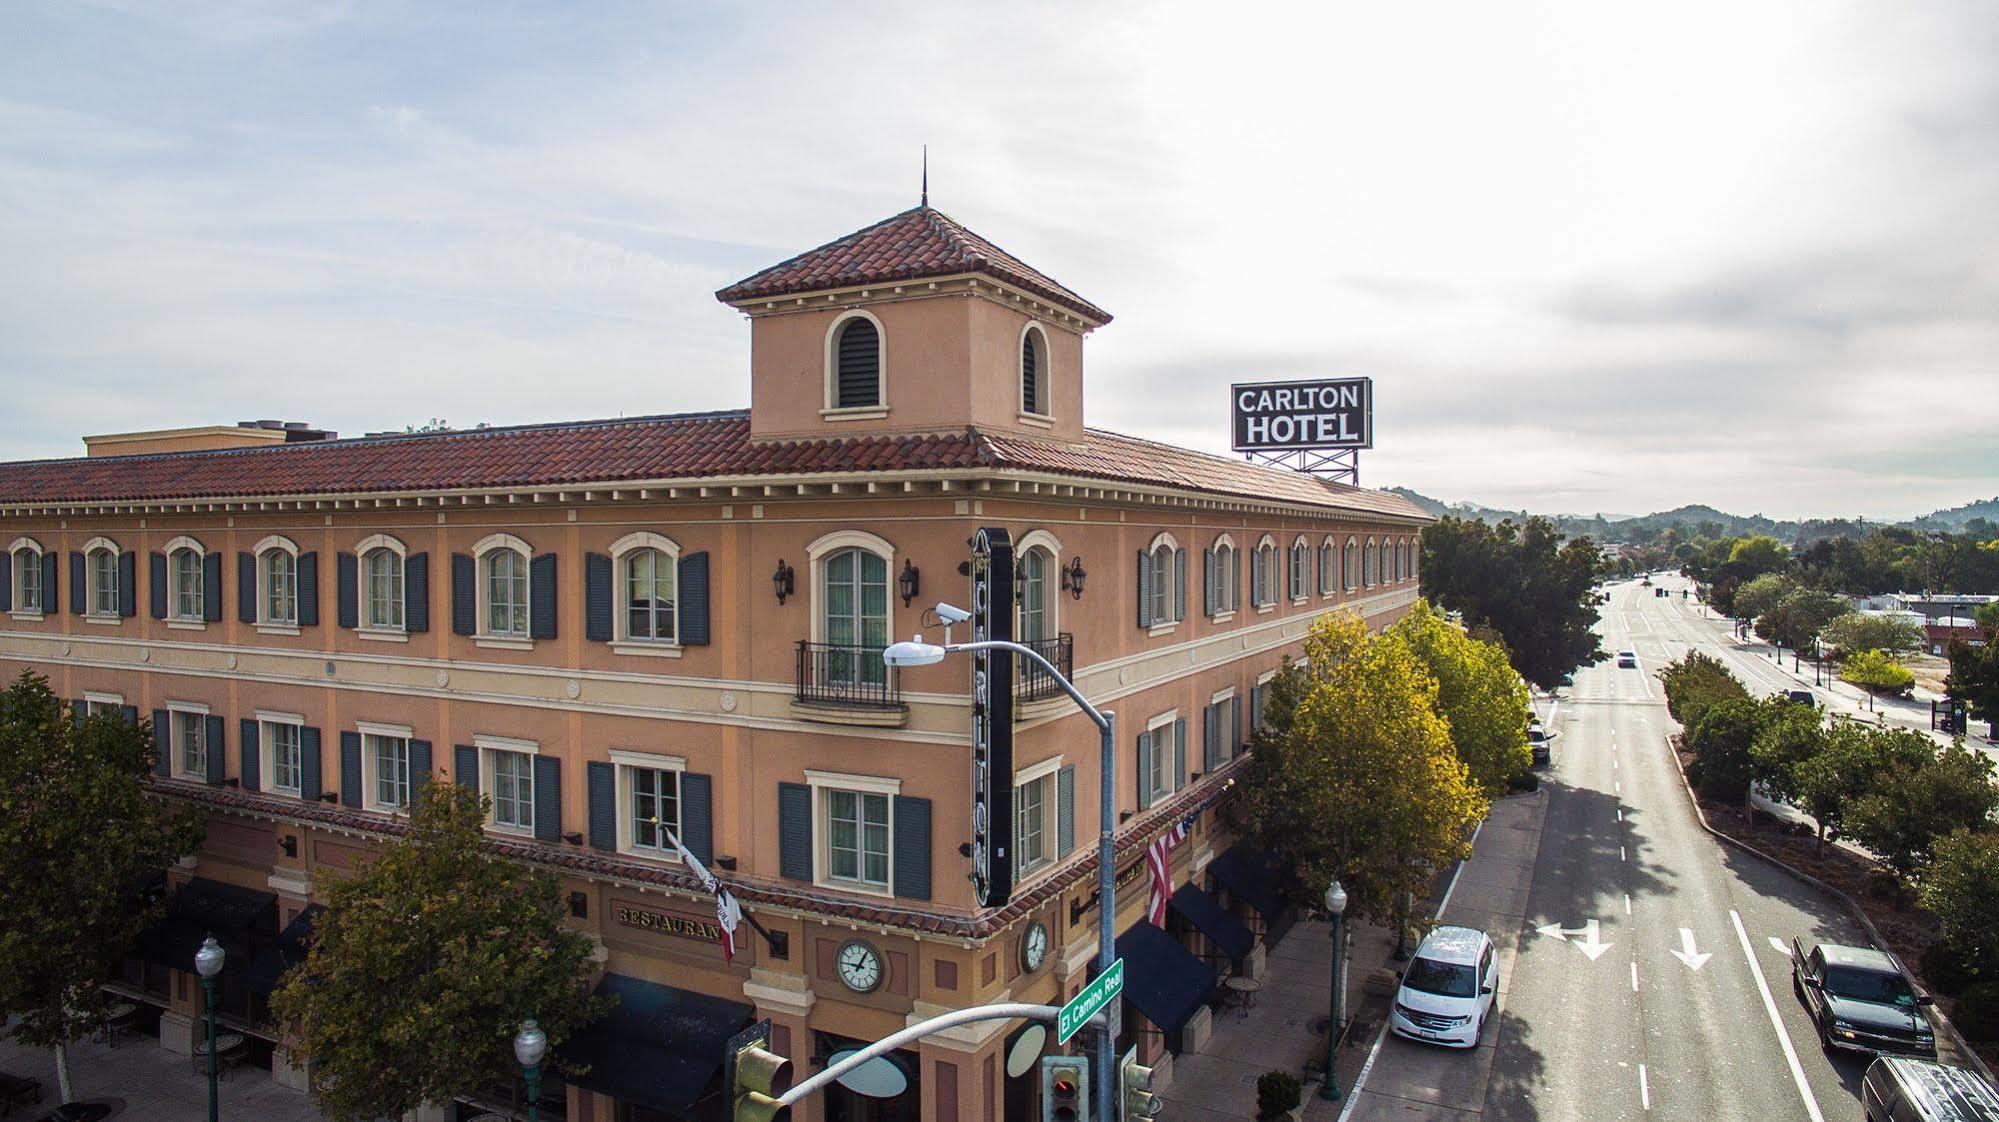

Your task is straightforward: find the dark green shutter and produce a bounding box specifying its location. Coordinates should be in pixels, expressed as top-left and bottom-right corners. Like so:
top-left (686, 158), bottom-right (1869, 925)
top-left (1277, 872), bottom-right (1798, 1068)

top-left (1202, 548), bottom-right (1215, 615)
top-left (336, 552), bottom-right (358, 629)
top-left (1232, 696), bottom-right (1243, 757)
top-left (297, 552), bottom-right (319, 627)
top-left (529, 553), bottom-right (558, 640)
top-left (450, 553), bottom-right (476, 635)
top-left (0, 551), bottom-right (10, 613)
top-left (455, 745), bottom-right (479, 793)
top-left (679, 552), bottom-right (710, 646)
top-left (339, 732), bottom-right (362, 807)
top-left (410, 739), bottom-right (433, 790)
top-left (1057, 765), bottom-right (1076, 856)
top-left (778, 782), bottom-right (812, 881)
top-left (205, 715), bottom-right (225, 785)
top-left (1204, 704), bottom-right (1220, 770)
top-left (1137, 731), bottom-right (1154, 810)
top-left (300, 728), bottom-right (322, 801)
top-left (240, 719), bottom-right (260, 791)
top-left (1136, 550), bottom-right (1152, 629)
top-left (681, 773), bottom-right (713, 865)
top-left (202, 552), bottom-right (222, 622)
top-left (892, 795), bottom-right (931, 900)
top-left (404, 552), bottom-right (429, 633)
top-left (587, 761), bottom-right (617, 851)
top-left (533, 756), bottom-right (561, 842)
top-left (68, 553), bottom-right (85, 615)
top-left (1172, 718), bottom-right (1187, 792)
top-left (42, 552), bottom-right (58, 615)
top-left (120, 705), bottom-right (136, 726)
top-left (585, 553), bottom-right (613, 642)
top-left (237, 553), bottom-right (257, 623)
top-left (151, 709), bottom-right (171, 777)
top-left (1173, 549), bottom-right (1186, 621)
top-left (149, 552), bottom-right (168, 619)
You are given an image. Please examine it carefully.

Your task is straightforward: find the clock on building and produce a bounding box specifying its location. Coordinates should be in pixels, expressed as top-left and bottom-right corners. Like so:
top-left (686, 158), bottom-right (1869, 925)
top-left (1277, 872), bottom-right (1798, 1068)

top-left (836, 939), bottom-right (884, 994)
top-left (1020, 921), bottom-right (1049, 973)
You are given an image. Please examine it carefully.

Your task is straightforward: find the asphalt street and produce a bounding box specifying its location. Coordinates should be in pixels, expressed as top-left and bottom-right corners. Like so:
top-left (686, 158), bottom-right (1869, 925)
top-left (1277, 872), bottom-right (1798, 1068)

top-left (1483, 575), bottom-right (1879, 1122)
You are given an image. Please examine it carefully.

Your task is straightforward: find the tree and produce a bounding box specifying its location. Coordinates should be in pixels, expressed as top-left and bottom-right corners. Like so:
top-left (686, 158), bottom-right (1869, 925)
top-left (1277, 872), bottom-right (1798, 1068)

top-left (1793, 723), bottom-right (1930, 857)
top-left (1840, 649), bottom-right (1917, 709)
top-left (1756, 587), bottom-right (1850, 654)
top-left (1658, 651), bottom-right (1750, 732)
top-left (1846, 738), bottom-right (1999, 880)
top-left (1728, 535), bottom-right (1790, 577)
top-left (1687, 698), bottom-right (1766, 804)
top-left (272, 783), bottom-right (605, 1122)
top-left (1750, 699), bottom-right (1825, 808)
top-left (1976, 600), bottom-right (1999, 635)
top-left (1388, 600), bottom-right (1534, 795)
top-left (0, 672), bottom-right (206, 1102)
top-left (1947, 636), bottom-right (1999, 730)
top-left (1418, 516), bottom-right (1605, 690)
top-left (1821, 613), bottom-right (1925, 659)
top-left (1733, 572), bottom-right (1798, 622)
top-left (1920, 829), bottom-right (1999, 977)
top-left (1226, 612), bottom-right (1486, 926)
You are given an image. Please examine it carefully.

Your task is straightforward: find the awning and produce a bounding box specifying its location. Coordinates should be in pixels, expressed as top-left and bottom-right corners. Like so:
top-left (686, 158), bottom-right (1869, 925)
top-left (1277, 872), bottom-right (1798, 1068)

top-left (1111, 923), bottom-right (1217, 1035)
top-left (136, 877), bottom-right (278, 970)
top-left (1169, 884), bottom-right (1253, 961)
top-left (243, 904), bottom-right (324, 994)
top-left (1209, 846), bottom-right (1286, 921)
top-left (560, 974), bottom-right (756, 1116)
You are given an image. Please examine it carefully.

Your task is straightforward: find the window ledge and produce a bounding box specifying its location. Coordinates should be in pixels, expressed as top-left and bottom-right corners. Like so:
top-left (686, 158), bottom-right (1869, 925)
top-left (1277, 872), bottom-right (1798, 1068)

top-left (486, 823), bottom-right (536, 839)
top-left (620, 847), bottom-right (685, 866)
top-left (256, 623), bottom-right (300, 637)
top-left (1015, 695), bottom-right (1075, 725)
top-left (1255, 604), bottom-right (1275, 615)
top-left (819, 406), bottom-right (889, 421)
top-left (9, 610), bottom-right (44, 622)
top-left (1209, 611), bottom-right (1236, 623)
top-left (1292, 597), bottom-right (1309, 607)
top-left (815, 878), bottom-right (895, 900)
top-left (167, 619), bottom-right (207, 631)
top-left (611, 641), bottom-right (684, 659)
top-left (356, 628), bottom-right (409, 643)
top-left (476, 636), bottom-right (535, 651)
top-left (84, 615), bottom-right (123, 627)
top-left (1147, 622), bottom-right (1179, 637)
top-left (788, 699), bottom-right (908, 728)
top-left (1016, 411), bottom-right (1054, 429)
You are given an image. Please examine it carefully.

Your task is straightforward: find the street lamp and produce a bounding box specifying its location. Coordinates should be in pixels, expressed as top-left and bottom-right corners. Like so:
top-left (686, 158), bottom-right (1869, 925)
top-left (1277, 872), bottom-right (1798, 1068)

top-left (885, 615), bottom-right (1121, 1122)
top-left (514, 1018), bottom-right (548, 1122)
top-left (1320, 879), bottom-right (1348, 1102)
top-left (194, 935), bottom-right (225, 1122)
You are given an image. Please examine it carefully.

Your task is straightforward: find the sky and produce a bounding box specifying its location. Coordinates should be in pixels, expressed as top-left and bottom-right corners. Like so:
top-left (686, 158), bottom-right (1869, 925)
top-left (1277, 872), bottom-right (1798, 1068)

top-left (1, 1), bottom-right (1995, 522)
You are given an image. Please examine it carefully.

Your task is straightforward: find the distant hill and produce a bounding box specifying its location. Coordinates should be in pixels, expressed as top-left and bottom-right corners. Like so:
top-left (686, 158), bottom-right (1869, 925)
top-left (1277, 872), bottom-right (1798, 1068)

top-left (1386, 488), bottom-right (1997, 544)
top-left (1912, 496), bottom-right (1999, 531)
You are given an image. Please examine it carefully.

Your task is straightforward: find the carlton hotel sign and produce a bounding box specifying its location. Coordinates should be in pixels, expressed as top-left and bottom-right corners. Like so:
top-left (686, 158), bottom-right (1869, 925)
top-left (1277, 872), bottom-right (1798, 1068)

top-left (1231, 378), bottom-right (1374, 452)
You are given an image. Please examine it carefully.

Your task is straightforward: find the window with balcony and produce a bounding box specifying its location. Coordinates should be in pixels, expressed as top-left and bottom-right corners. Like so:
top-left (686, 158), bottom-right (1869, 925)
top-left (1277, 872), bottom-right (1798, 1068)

top-left (800, 536), bottom-right (895, 707)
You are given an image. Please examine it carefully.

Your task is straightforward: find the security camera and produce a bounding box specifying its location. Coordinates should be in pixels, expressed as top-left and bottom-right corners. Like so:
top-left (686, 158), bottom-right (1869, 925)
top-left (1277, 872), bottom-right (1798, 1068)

top-left (934, 602), bottom-right (973, 625)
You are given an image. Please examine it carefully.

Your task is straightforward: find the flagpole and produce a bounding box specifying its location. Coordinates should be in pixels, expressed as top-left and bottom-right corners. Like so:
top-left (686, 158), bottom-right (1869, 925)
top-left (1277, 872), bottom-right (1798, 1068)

top-left (643, 815), bottom-right (787, 960)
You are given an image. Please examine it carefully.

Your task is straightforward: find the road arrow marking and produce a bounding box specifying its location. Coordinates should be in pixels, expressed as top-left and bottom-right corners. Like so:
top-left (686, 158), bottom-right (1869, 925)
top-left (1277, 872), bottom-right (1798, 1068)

top-left (1669, 928), bottom-right (1712, 971)
top-left (1770, 937), bottom-right (1792, 957)
top-left (1536, 919), bottom-right (1614, 960)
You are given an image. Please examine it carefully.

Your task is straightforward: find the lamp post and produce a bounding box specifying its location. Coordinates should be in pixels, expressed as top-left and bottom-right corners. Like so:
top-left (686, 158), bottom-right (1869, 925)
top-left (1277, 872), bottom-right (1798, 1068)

top-left (1320, 879), bottom-right (1347, 1101)
top-left (194, 935), bottom-right (225, 1122)
top-left (514, 1018), bottom-right (548, 1122)
top-left (886, 625), bottom-right (1119, 1122)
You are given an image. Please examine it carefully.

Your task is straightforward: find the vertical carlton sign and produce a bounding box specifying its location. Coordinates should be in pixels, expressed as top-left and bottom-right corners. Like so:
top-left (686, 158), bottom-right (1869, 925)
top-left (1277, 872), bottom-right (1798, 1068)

top-left (1231, 378), bottom-right (1374, 451)
top-left (969, 527), bottom-right (1015, 909)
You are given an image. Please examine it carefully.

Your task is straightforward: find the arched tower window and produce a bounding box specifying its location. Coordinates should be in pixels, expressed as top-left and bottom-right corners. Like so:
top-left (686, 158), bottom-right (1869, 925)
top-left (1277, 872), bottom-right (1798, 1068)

top-left (832, 315), bottom-right (882, 409)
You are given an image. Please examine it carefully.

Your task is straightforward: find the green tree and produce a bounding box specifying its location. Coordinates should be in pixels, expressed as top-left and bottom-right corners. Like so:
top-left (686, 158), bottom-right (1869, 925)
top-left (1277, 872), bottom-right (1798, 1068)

top-left (1947, 636), bottom-right (1999, 731)
top-left (1975, 601), bottom-right (1999, 635)
top-left (1658, 651), bottom-right (1750, 732)
top-left (1840, 649), bottom-right (1917, 709)
top-left (1687, 697), bottom-right (1766, 804)
top-left (1793, 723), bottom-right (1930, 857)
top-left (1733, 572), bottom-right (1798, 622)
top-left (1756, 587), bottom-right (1850, 654)
top-left (1418, 516), bottom-right (1605, 690)
top-left (1920, 829), bottom-right (1999, 978)
top-left (1227, 612), bottom-right (1487, 926)
top-left (1388, 600), bottom-right (1534, 795)
top-left (1750, 699), bottom-right (1825, 808)
top-left (271, 783), bottom-right (606, 1122)
top-left (1821, 613), bottom-right (1926, 659)
top-left (1846, 738), bottom-right (1999, 880)
top-left (0, 672), bottom-right (206, 1102)
top-left (1728, 535), bottom-right (1790, 576)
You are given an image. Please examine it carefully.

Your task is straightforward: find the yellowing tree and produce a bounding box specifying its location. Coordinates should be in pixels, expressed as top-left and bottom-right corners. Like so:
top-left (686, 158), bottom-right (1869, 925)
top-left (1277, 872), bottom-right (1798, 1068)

top-left (1227, 611), bottom-right (1487, 925)
top-left (1390, 600), bottom-right (1533, 796)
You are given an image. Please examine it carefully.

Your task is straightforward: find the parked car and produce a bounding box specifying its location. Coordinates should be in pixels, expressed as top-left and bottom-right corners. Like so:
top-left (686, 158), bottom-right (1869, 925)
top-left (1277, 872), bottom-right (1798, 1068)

top-left (1791, 938), bottom-right (1935, 1058)
top-left (1390, 926), bottom-right (1497, 1049)
top-left (1784, 689), bottom-right (1817, 708)
top-left (1528, 726), bottom-right (1553, 765)
top-left (1617, 651), bottom-right (1638, 668)
top-left (1862, 1057), bottom-right (1999, 1121)
top-left (35, 1104), bottom-right (118, 1122)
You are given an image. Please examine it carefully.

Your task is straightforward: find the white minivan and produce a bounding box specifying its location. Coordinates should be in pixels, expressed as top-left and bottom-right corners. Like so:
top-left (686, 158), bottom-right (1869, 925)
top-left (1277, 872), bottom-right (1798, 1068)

top-left (1390, 925), bottom-right (1497, 1048)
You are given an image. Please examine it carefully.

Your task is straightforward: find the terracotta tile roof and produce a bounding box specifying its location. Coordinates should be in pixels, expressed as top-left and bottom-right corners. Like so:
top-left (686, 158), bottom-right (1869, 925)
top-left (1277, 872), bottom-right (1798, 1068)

top-left (0, 410), bottom-right (1427, 520)
top-left (716, 206), bottom-right (1112, 324)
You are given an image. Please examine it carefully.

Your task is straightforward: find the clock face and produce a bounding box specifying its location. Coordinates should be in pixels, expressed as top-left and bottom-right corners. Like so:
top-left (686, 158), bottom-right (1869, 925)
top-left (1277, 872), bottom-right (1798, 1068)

top-left (837, 939), bottom-right (884, 993)
top-left (1022, 921), bottom-right (1050, 973)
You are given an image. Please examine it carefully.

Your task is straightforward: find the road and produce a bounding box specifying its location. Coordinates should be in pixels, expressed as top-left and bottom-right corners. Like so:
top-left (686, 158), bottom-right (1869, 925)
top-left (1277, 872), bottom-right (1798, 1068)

top-left (1484, 574), bottom-right (1879, 1122)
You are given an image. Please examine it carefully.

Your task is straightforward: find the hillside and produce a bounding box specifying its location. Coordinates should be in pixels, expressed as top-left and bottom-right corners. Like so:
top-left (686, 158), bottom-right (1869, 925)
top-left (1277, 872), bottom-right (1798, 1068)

top-left (1387, 488), bottom-right (1997, 544)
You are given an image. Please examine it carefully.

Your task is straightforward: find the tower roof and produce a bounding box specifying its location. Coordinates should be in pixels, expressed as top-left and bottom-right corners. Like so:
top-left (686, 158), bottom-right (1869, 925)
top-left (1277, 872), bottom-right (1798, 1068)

top-left (716, 205), bottom-right (1111, 324)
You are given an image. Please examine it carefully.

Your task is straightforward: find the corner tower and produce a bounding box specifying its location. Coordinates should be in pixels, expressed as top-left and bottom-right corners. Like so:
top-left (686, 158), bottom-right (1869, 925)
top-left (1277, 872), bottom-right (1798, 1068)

top-left (716, 206), bottom-right (1111, 443)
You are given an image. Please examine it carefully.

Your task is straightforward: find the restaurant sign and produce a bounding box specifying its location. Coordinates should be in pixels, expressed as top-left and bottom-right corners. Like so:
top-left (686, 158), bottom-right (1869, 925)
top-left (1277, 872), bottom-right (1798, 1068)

top-left (616, 903), bottom-right (727, 944)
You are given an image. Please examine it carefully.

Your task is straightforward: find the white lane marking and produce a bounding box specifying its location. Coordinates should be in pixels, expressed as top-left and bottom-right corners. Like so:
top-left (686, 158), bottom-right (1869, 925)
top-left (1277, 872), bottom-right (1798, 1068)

top-left (1730, 909), bottom-right (1826, 1122)
top-left (1669, 928), bottom-right (1712, 971)
top-left (1616, 781), bottom-right (1623, 795)
top-left (1631, 961), bottom-right (1640, 991)
top-left (1435, 819), bottom-right (1484, 916)
top-left (1624, 894), bottom-right (1631, 916)
top-left (1621, 845), bottom-right (1627, 861)
top-left (1614, 758), bottom-right (1619, 770)
top-left (1617, 808), bottom-right (1624, 822)
top-left (1640, 1063), bottom-right (1651, 1110)
top-left (1770, 937), bottom-right (1792, 958)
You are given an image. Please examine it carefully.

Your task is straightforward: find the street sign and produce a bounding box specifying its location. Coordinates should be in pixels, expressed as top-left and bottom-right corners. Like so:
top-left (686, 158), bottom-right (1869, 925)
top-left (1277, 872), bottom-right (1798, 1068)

top-left (1058, 958), bottom-right (1124, 1045)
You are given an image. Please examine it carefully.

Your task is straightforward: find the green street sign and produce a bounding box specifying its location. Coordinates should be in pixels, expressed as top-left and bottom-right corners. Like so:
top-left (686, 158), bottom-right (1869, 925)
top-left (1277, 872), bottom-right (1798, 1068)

top-left (1057, 958), bottom-right (1124, 1045)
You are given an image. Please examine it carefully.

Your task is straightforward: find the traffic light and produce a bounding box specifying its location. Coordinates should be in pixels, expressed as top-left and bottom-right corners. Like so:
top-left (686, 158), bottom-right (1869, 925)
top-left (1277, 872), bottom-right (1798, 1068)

top-left (1039, 1054), bottom-right (1089, 1122)
top-left (726, 1020), bottom-right (791, 1122)
top-left (1121, 1047), bottom-right (1160, 1120)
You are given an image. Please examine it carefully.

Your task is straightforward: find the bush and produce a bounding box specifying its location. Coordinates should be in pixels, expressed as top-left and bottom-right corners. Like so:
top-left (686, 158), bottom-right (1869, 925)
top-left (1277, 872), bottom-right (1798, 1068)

top-left (1952, 981), bottom-right (1999, 1043)
top-left (1660, 652), bottom-right (1749, 731)
top-left (1506, 771), bottom-right (1540, 793)
top-left (1687, 698), bottom-right (1764, 803)
top-left (1257, 1070), bottom-right (1302, 1119)
top-left (1920, 940), bottom-right (1983, 998)
top-left (1918, 829), bottom-right (1999, 976)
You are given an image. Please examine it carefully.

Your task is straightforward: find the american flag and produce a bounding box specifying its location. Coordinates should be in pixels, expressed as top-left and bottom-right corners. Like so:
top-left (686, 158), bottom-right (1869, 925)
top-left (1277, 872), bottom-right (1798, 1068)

top-left (1145, 814), bottom-right (1196, 927)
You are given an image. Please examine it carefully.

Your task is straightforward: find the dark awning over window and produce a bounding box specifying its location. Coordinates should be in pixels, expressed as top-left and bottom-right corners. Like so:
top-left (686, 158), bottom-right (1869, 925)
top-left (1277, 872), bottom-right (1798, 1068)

top-left (242, 904), bottom-right (325, 994)
top-left (1170, 883), bottom-right (1253, 961)
top-left (1209, 846), bottom-right (1286, 921)
top-left (136, 877), bottom-right (278, 970)
top-left (1111, 923), bottom-right (1217, 1035)
top-left (560, 974), bottom-right (756, 1116)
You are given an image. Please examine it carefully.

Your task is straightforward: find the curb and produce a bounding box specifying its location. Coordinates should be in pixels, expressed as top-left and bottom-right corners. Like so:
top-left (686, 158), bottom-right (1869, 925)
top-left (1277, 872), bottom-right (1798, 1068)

top-left (1667, 738), bottom-right (1997, 1085)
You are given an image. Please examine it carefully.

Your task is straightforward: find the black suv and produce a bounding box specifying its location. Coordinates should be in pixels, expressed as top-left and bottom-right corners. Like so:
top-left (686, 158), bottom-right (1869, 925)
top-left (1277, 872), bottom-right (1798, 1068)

top-left (1792, 939), bottom-right (1936, 1058)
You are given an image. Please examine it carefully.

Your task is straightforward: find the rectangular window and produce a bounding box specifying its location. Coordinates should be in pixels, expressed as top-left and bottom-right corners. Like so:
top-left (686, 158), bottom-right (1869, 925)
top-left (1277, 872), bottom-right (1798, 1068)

top-left (367, 733), bottom-right (410, 809)
top-left (173, 710), bottom-right (205, 779)
top-left (489, 748), bottom-right (535, 831)
top-left (629, 766), bottom-right (681, 855)
top-left (262, 551), bottom-right (297, 624)
top-left (1015, 772), bottom-right (1051, 876)
top-left (265, 721), bottom-right (302, 794)
top-left (826, 789), bottom-right (890, 888)
top-left (16, 550), bottom-right (41, 612)
top-left (90, 551), bottom-right (118, 616)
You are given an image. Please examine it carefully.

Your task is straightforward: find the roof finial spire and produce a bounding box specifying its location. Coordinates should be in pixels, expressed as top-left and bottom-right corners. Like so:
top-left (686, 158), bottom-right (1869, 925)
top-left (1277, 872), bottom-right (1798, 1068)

top-left (921, 144), bottom-right (928, 207)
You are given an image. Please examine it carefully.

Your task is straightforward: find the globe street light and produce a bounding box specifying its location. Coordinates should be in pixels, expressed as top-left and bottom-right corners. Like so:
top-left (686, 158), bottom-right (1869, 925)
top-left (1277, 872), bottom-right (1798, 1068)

top-left (1320, 879), bottom-right (1348, 1102)
top-left (514, 1018), bottom-right (548, 1122)
top-left (194, 935), bottom-right (226, 1122)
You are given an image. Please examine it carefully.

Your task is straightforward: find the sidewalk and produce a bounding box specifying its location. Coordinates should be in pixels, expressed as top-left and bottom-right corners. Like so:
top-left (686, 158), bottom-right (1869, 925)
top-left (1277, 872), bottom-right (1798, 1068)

top-left (1158, 790), bottom-right (1548, 1121)
top-left (0, 1026), bottom-right (327, 1121)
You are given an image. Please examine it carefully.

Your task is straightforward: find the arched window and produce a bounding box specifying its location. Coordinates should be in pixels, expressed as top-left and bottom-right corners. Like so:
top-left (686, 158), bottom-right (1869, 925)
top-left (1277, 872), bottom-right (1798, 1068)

top-left (829, 312), bottom-right (883, 410)
top-left (256, 536), bottom-right (298, 625)
top-left (1343, 537), bottom-right (1359, 592)
top-left (1411, 537), bottom-right (1421, 581)
top-left (1151, 542), bottom-right (1174, 623)
top-left (1020, 325), bottom-right (1050, 417)
top-left (86, 540), bottom-right (119, 617)
top-left (167, 540), bottom-right (204, 621)
top-left (624, 547), bottom-right (678, 643)
top-left (1364, 539), bottom-right (1379, 588)
top-left (1319, 537), bottom-right (1336, 595)
top-left (1018, 544), bottom-right (1053, 643)
top-left (821, 545), bottom-right (890, 686)
top-left (478, 538), bottom-right (530, 638)
top-left (360, 538), bottom-right (406, 631)
top-left (1207, 536), bottom-right (1238, 617)
top-left (1253, 536), bottom-right (1277, 607)
top-left (1397, 540), bottom-right (1408, 581)
top-left (9, 538), bottom-right (43, 614)
top-left (1289, 538), bottom-right (1308, 600)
